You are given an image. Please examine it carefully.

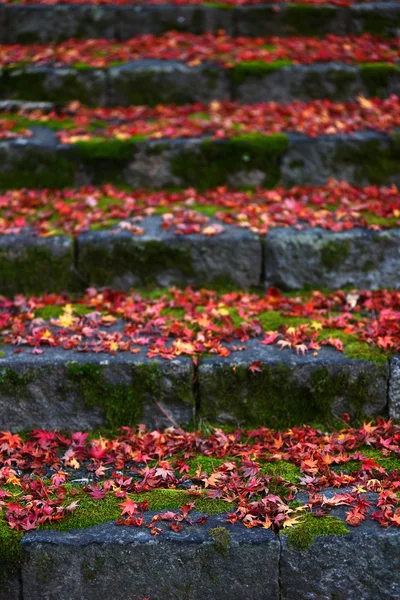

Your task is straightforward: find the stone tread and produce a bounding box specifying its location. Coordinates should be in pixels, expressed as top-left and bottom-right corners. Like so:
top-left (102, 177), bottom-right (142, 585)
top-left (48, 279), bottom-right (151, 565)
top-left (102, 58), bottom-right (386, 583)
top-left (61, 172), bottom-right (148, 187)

top-left (2, 218), bottom-right (400, 295)
top-left (0, 339), bottom-right (396, 430)
top-left (0, 129), bottom-right (399, 191)
top-left (1, 60), bottom-right (399, 105)
top-left (1, 501), bottom-right (399, 600)
top-left (0, 1), bottom-right (399, 41)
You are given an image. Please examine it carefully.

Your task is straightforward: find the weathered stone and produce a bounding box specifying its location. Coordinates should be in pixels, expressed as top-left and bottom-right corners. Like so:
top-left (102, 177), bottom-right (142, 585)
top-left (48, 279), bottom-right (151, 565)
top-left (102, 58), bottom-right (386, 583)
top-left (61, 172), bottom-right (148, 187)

top-left (264, 227), bottom-right (400, 290)
top-left (234, 4), bottom-right (348, 37)
top-left (76, 216), bottom-right (261, 289)
top-left (1, 65), bottom-right (107, 106)
top-left (197, 340), bottom-right (389, 427)
top-left (280, 520), bottom-right (400, 600)
top-left (0, 347), bottom-right (194, 430)
top-left (108, 60), bottom-right (229, 106)
top-left (0, 575), bottom-right (20, 600)
top-left (117, 5), bottom-right (233, 38)
top-left (388, 355), bottom-right (400, 419)
top-left (0, 230), bottom-right (76, 296)
top-left (282, 132), bottom-right (400, 187)
top-left (2, 5), bottom-right (119, 43)
top-left (233, 64), bottom-right (364, 103)
top-left (20, 516), bottom-right (280, 600)
top-left (350, 1), bottom-right (400, 36)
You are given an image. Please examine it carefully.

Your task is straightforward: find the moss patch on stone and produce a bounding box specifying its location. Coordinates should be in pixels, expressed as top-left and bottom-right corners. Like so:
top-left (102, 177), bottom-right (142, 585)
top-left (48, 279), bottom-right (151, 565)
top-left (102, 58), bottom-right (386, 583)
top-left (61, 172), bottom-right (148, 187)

top-left (198, 362), bottom-right (382, 428)
top-left (283, 4), bottom-right (339, 35)
top-left (66, 362), bottom-right (143, 430)
top-left (0, 243), bottom-right (77, 297)
top-left (260, 460), bottom-right (301, 484)
top-left (78, 238), bottom-right (195, 287)
top-left (210, 526), bottom-right (231, 556)
top-left (334, 134), bottom-right (400, 185)
top-left (112, 70), bottom-right (201, 106)
top-left (228, 60), bottom-right (293, 86)
top-left (360, 63), bottom-right (399, 97)
top-left (0, 146), bottom-right (76, 190)
top-left (171, 133), bottom-right (288, 190)
top-left (284, 513), bottom-right (348, 550)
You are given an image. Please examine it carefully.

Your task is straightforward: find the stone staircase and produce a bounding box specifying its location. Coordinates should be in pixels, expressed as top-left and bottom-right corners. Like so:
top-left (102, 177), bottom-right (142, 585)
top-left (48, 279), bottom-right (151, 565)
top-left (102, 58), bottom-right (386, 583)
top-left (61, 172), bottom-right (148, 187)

top-left (0, 2), bottom-right (400, 599)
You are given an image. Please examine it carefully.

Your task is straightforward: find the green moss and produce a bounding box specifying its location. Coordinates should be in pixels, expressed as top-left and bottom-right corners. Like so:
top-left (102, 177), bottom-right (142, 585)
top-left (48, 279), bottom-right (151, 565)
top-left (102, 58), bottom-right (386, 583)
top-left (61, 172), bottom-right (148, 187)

top-left (360, 63), bottom-right (399, 97)
top-left (0, 146), bottom-right (76, 190)
top-left (0, 67), bottom-right (102, 105)
top-left (284, 4), bottom-right (339, 35)
top-left (199, 363), bottom-right (382, 428)
top-left (260, 460), bottom-right (301, 484)
top-left (320, 240), bottom-right (350, 269)
top-left (228, 60), bottom-right (293, 86)
top-left (78, 238), bottom-right (195, 287)
top-left (210, 526), bottom-right (231, 557)
top-left (317, 328), bottom-right (389, 365)
top-left (75, 138), bottom-right (143, 161)
top-left (35, 304), bottom-right (93, 320)
top-left (0, 520), bottom-right (23, 581)
top-left (340, 447), bottom-right (400, 474)
top-left (171, 134), bottom-right (288, 190)
top-left (186, 455), bottom-right (235, 477)
top-left (257, 310), bottom-right (307, 331)
top-left (0, 243), bottom-right (78, 297)
top-left (285, 513), bottom-right (348, 550)
top-left (358, 12), bottom-right (400, 36)
top-left (334, 134), bottom-right (400, 186)
top-left (362, 212), bottom-right (400, 228)
top-left (66, 362), bottom-right (143, 430)
top-left (112, 70), bottom-right (199, 106)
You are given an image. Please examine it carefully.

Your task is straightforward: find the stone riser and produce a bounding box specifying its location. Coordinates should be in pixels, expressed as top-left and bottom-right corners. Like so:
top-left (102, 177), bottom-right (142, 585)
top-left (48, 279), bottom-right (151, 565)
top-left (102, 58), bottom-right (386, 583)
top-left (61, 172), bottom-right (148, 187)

top-left (0, 2), bottom-right (399, 42)
top-left (0, 130), bottom-right (399, 190)
top-left (2, 218), bottom-right (400, 295)
top-left (1, 61), bottom-right (399, 106)
top-left (2, 512), bottom-right (399, 600)
top-left (0, 341), bottom-right (398, 431)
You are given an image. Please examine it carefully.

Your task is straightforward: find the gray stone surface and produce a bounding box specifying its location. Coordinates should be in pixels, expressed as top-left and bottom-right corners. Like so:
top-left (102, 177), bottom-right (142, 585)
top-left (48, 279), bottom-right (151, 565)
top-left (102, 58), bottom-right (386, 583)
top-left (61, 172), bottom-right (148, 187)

top-left (0, 66), bottom-right (107, 107)
top-left (76, 215), bottom-right (261, 289)
top-left (234, 63), bottom-right (366, 104)
top-left (20, 516), bottom-right (280, 600)
top-left (264, 227), bottom-right (400, 290)
top-left (350, 1), bottom-right (400, 36)
top-left (282, 132), bottom-right (400, 187)
top-left (2, 5), bottom-right (119, 43)
top-left (108, 60), bottom-right (230, 106)
top-left (0, 130), bottom-right (399, 190)
top-left (0, 230), bottom-right (76, 296)
top-left (389, 355), bottom-right (400, 419)
top-left (233, 3), bottom-right (348, 37)
top-left (0, 575), bottom-right (20, 600)
top-left (280, 522), bottom-right (400, 600)
top-left (0, 347), bottom-right (194, 430)
top-left (197, 340), bottom-right (389, 426)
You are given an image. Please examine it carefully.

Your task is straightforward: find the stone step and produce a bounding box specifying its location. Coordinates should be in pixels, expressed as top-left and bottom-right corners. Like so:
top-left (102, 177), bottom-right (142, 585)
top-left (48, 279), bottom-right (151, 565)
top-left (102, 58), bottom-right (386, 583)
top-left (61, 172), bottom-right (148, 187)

top-left (0, 322), bottom-right (397, 431)
top-left (3, 219), bottom-right (400, 296)
top-left (0, 1), bottom-right (399, 42)
top-left (2, 493), bottom-right (399, 600)
top-left (1, 60), bottom-right (398, 105)
top-left (0, 130), bottom-right (399, 191)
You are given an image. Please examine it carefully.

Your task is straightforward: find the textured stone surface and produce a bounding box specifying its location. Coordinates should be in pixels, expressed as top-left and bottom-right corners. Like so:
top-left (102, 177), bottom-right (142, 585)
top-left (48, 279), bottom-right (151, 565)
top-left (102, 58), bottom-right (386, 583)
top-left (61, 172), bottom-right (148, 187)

top-left (77, 215), bottom-right (261, 289)
top-left (108, 60), bottom-right (230, 106)
top-left (280, 521), bottom-right (400, 600)
top-left (282, 132), bottom-right (400, 187)
top-left (0, 66), bottom-right (107, 106)
top-left (350, 1), bottom-right (400, 36)
top-left (0, 230), bottom-right (76, 296)
top-left (264, 227), bottom-right (400, 290)
top-left (233, 63), bottom-right (366, 103)
top-left (20, 515), bottom-right (280, 600)
top-left (197, 340), bottom-right (389, 427)
top-left (389, 355), bottom-right (400, 419)
top-left (0, 347), bottom-right (194, 430)
top-left (0, 131), bottom-right (399, 190)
